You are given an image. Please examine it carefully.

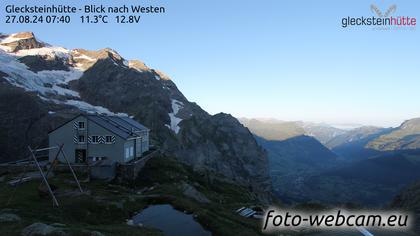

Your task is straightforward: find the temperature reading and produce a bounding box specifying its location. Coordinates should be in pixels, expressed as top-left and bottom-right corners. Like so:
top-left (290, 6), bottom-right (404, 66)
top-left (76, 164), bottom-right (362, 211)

top-left (80, 15), bottom-right (108, 24)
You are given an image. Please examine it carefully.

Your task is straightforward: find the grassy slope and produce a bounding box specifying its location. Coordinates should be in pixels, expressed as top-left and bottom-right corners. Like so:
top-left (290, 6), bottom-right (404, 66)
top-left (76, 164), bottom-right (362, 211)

top-left (367, 118), bottom-right (420, 151)
top-left (239, 118), bottom-right (305, 141)
top-left (0, 173), bottom-right (160, 235)
top-left (0, 155), bottom-right (268, 236)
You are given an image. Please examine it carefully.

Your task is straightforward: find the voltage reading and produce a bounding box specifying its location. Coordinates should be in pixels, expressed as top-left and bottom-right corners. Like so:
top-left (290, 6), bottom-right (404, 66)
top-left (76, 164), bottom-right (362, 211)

top-left (116, 15), bottom-right (141, 23)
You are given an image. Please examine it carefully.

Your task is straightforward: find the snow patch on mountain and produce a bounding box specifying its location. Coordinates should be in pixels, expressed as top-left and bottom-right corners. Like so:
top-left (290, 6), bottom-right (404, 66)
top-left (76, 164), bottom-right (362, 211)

top-left (122, 59), bottom-right (129, 67)
top-left (0, 50), bottom-right (81, 98)
top-left (72, 54), bottom-right (95, 62)
top-left (65, 100), bottom-right (127, 116)
top-left (167, 99), bottom-right (184, 134)
top-left (15, 47), bottom-right (70, 59)
top-left (0, 47), bottom-right (128, 117)
top-left (0, 45), bottom-right (11, 52)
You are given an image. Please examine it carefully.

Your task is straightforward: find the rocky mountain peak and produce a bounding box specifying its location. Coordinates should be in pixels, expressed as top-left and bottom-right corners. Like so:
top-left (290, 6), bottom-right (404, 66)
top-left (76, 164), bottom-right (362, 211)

top-left (72, 48), bottom-right (123, 62)
top-left (128, 60), bottom-right (150, 72)
top-left (154, 70), bottom-right (171, 80)
top-left (0, 32), bottom-right (45, 52)
top-left (69, 48), bottom-right (129, 71)
top-left (12, 32), bottom-right (35, 39)
top-left (213, 113), bottom-right (248, 131)
top-left (101, 47), bottom-right (123, 61)
top-left (400, 118), bottom-right (420, 131)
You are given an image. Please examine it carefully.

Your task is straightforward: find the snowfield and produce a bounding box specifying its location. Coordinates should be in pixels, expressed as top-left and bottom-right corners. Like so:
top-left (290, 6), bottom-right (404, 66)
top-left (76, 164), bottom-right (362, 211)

top-left (65, 100), bottom-right (128, 117)
top-left (0, 46), bottom-right (128, 117)
top-left (15, 47), bottom-right (70, 59)
top-left (72, 54), bottom-right (95, 62)
top-left (0, 49), bottom-right (82, 98)
top-left (167, 99), bottom-right (184, 134)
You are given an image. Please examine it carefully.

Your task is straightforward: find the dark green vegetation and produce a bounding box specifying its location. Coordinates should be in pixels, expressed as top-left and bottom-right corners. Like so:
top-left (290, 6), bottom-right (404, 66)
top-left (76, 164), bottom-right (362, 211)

top-left (134, 156), bottom-right (270, 236)
top-left (391, 181), bottom-right (420, 235)
top-left (255, 135), bottom-right (340, 204)
top-left (266, 138), bottom-right (420, 206)
top-left (326, 150), bottom-right (420, 186)
top-left (0, 156), bottom-right (269, 236)
top-left (0, 172), bottom-right (159, 235)
top-left (289, 150), bottom-right (420, 205)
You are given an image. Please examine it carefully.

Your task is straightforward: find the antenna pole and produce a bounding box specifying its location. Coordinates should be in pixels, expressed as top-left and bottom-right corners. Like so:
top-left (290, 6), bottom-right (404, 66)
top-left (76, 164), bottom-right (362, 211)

top-left (28, 146), bottom-right (59, 207)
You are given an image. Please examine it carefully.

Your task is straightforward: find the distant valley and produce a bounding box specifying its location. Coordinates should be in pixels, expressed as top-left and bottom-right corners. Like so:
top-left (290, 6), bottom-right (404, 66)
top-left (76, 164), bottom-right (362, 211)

top-left (240, 117), bottom-right (420, 206)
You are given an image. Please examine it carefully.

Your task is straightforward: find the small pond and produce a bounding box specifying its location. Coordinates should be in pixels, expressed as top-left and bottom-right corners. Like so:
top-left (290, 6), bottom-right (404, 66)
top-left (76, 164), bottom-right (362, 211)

top-left (133, 204), bottom-right (212, 236)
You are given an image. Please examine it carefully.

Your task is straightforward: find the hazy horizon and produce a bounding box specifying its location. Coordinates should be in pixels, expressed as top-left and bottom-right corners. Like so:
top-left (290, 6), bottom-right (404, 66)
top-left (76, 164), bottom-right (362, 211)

top-left (236, 116), bottom-right (407, 129)
top-left (2, 0), bottom-right (419, 128)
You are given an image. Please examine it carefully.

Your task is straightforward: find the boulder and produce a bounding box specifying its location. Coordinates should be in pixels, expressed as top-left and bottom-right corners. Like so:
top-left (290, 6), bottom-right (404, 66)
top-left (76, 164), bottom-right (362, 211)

top-left (0, 212), bottom-right (21, 223)
top-left (21, 223), bottom-right (67, 236)
top-left (90, 231), bottom-right (105, 236)
top-left (180, 182), bottom-right (210, 204)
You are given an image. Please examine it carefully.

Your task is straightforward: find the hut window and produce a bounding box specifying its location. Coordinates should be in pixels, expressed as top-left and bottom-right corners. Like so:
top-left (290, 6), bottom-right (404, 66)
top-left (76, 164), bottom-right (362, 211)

top-left (78, 121), bottom-right (85, 130)
top-left (129, 146), bottom-right (134, 157)
top-left (105, 135), bottom-right (114, 144)
top-left (125, 147), bottom-right (130, 160)
top-left (91, 135), bottom-right (99, 144)
top-left (78, 135), bottom-right (85, 143)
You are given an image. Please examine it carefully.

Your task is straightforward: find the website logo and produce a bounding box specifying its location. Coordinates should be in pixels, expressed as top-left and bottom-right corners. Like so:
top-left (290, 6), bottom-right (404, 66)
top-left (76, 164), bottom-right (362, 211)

top-left (370, 3), bottom-right (397, 17)
top-left (341, 2), bottom-right (416, 30)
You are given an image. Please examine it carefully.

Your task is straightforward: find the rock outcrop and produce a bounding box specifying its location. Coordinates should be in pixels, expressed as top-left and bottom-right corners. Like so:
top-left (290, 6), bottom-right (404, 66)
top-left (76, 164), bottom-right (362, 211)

top-left (0, 32), bottom-right (45, 52)
top-left (21, 222), bottom-right (67, 236)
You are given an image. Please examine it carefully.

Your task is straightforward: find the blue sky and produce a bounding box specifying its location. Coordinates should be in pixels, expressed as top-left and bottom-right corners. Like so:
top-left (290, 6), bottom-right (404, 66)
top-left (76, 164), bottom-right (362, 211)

top-left (2, 0), bottom-right (419, 127)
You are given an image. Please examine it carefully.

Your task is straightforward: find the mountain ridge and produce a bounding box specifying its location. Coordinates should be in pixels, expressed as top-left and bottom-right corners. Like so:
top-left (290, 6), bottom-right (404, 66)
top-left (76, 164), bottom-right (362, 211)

top-left (367, 118), bottom-right (420, 151)
top-left (0, 32), bottom-right (272, 200)
top-left (238, 117), bottom-right (346, 144)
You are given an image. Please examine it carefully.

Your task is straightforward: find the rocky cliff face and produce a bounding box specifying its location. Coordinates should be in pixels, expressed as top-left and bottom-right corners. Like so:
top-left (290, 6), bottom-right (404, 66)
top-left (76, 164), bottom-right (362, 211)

top-left (177, 113), bottom-right (271, 193)
top-left (0, 32), bottom-right (271, 199)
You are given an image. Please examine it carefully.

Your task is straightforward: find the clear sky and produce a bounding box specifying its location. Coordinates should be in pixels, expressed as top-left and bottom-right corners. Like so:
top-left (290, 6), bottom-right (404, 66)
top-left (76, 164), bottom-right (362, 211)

top-left (1, 0), bottom-right (419, 127)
